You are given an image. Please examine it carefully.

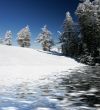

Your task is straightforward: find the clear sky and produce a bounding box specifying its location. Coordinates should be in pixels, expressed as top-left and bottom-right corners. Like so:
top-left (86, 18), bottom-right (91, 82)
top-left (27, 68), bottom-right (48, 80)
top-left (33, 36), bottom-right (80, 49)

top-left (0, 0), bottom-right (79, 47)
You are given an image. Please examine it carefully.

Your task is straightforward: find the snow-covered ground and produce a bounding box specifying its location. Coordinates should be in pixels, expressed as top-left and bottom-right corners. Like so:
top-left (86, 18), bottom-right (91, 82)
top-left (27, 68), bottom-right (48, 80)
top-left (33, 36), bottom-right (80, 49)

top-left (0, 45), bottom-right (83, 87)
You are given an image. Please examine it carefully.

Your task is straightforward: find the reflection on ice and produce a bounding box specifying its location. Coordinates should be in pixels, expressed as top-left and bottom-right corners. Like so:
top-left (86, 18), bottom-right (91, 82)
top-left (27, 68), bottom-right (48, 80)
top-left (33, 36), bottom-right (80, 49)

top-left (0, 66), bottom-right (100, 110)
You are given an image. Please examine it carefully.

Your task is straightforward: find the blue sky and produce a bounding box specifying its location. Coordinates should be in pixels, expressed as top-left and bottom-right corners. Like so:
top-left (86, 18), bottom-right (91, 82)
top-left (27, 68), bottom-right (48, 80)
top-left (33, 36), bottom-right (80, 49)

top-left (0, 0), bottom-right (79, 47)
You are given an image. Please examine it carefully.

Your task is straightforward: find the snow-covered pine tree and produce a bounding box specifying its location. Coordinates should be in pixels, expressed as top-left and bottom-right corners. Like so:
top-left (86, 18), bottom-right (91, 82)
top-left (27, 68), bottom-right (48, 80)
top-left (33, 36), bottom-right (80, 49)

top-left (17, 26), bottom-right (31, 47)
top-left (60, 12), bottom-right (78, 57)
top-left (76, 0), bottom-right (100, 56)
top-left (4, 30), bottom-right (12, 45)
top-left (23, 26), bottom-right (31, 47)
top-left (37, 25), bottom-right (54, 51)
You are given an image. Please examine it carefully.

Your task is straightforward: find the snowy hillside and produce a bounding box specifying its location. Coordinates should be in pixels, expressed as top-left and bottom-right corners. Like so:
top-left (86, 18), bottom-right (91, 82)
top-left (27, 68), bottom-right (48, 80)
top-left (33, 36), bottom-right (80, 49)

top-left (0, 45), bottom-right (83, 86)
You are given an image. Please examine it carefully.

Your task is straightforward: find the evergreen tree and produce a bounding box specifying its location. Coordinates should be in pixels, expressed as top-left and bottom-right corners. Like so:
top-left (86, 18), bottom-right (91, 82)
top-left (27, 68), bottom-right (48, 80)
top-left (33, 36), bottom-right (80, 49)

top-left (60, 12), bottom-right (79, 57)
top-left (4, 30), bottom-right (12, 45)
top-left (17, 26), bottom-right (31, 47)
top-left (37, 25), bottom-right (54, 51)
top-left (76, 0), bottom-right (100, 56)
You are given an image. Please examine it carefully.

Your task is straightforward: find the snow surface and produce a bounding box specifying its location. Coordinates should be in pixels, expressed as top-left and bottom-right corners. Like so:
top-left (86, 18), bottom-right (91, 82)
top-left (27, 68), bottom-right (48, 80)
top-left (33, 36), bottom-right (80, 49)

top-left (0, 45), bottom-right (83, 87)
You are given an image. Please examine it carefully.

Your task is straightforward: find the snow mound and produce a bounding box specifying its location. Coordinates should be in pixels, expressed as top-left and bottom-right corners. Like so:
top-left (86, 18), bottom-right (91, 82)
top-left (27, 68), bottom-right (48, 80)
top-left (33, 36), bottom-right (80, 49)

top-left (0, 45), bottom-right (83, 86)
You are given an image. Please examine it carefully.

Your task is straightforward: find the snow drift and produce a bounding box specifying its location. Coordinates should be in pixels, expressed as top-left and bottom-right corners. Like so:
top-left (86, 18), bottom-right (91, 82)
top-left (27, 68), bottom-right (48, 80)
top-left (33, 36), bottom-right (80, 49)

top-left (0, 45), bottom-right (83, 86)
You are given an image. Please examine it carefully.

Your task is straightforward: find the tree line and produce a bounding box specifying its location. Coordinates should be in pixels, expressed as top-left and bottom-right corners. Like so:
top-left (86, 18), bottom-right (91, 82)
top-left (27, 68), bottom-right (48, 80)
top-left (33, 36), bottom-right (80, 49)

top-left (0, 25), bottom-right (54, 51)
top-left (60, 0), bottom-right (100, 65)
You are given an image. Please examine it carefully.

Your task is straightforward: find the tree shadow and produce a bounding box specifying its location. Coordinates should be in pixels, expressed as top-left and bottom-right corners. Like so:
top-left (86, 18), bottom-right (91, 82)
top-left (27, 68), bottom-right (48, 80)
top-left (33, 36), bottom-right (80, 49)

top-left (36, 49), bottom-right (63, 56)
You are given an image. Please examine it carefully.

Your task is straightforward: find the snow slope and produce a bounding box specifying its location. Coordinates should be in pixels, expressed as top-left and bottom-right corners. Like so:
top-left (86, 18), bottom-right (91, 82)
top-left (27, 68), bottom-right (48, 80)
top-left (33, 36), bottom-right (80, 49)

top-left (0, 45), bottom-right (83, 86)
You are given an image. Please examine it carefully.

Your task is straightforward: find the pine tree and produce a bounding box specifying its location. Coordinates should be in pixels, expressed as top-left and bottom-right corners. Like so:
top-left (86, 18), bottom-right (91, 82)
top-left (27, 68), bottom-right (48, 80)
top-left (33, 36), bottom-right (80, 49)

top-left (37, 25), bottom-right (54, 51)
top-left (4, 30), bottom-right (12, 45)
top-left (60, 12), bottom-right (79, 57)
top-left (76, 0), bottom-right (100, 56)
top-left (17, 26), bottom-right (31, 47)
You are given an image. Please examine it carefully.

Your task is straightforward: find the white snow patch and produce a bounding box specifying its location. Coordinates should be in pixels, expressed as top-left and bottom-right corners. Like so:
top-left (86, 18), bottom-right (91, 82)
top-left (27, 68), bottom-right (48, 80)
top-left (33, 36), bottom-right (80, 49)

top-left (19, 100), bottom-right (33, 104)
top-left (35, 107), bottom-right (53, 110)
top-left (1, 107), bottom-right (18, 110)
